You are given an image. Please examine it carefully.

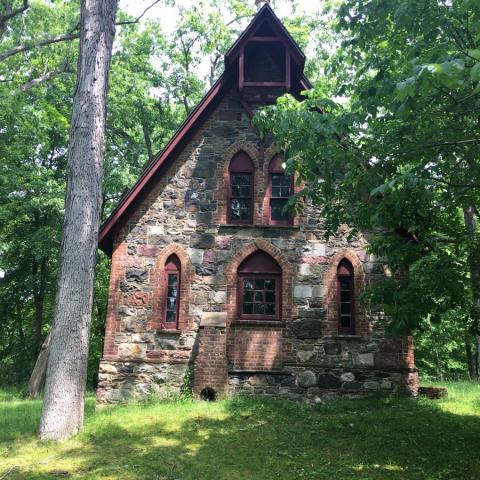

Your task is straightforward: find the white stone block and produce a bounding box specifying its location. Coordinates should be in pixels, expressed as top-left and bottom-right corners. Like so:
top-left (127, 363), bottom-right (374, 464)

top-left (294, 285), bottom-right (313, 298)
top-left (209, 291), bottom-right (227, 304)
top-left (188, 248), bottom-right (204, 265)
top-left (313, 243), bottom-right (326, 256)
top-left (148, 225), bottom-right (164, 235)
top-left (356, 353), bottom-right (374, 367)
top-left (299, 264), bottom-right (311, 276)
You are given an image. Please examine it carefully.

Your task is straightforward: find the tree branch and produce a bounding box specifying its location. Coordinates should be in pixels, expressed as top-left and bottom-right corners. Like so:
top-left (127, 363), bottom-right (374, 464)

top-left (115, 0), bottom-right (162, 26)
top-left (19, 60), bottom-right (72, 92)
top-left (0, 30), bottom-right (79, 62)
top-left (0, 0), bottom-right (29, 31)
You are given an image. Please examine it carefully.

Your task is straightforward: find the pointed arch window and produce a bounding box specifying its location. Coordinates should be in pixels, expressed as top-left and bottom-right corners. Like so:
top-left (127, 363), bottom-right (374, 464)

top-left (164, 254), bottom-right (181, 328)
top-left (268, 155), bottom-right (293, 225)
top-left (237, 250), bottom-right (282, 321)
top-left (337, 259), bottom-right (355, 334)
top-left (228, 151), bottom-right (254, 224)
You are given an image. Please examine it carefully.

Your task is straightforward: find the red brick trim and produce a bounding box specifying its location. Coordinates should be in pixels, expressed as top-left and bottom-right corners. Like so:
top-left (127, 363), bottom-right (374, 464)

top-left (148, 244), bottom-right (195, 332)
top-left (225, 239), bottom-right (296, 327)
top-left (215, 141), bottom-right (260, 225)
top-left (101, 243), bottom-right (129, 358)
top-left (323, 249), bottom-right (371, 337)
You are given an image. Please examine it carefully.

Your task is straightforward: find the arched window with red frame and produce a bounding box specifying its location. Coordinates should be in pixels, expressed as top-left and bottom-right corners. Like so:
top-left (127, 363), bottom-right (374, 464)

top-left (164, 254), bottom-right (181, 328)
top-left (237, 250), bottom-right (282, 321)
top-left (228, 151), bottom-right (254, 224)
top-left (337, 259), bottom-right (355, 334)
top-left (268, 155), bottom-right (293, 225)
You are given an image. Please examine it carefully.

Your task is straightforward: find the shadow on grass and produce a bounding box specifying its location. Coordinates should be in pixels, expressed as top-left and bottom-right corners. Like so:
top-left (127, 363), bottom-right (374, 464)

top-left (2, 393), bottom-right (480, 479)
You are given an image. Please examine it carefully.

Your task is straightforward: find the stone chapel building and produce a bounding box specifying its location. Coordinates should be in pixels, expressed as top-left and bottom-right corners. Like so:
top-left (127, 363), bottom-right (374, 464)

top-left (96, 4), bottom-right (419, 403)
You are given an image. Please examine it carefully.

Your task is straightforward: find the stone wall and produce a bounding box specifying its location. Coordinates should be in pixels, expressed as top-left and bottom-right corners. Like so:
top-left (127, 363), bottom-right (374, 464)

top-left (96, 82), bottom-right (418, 404)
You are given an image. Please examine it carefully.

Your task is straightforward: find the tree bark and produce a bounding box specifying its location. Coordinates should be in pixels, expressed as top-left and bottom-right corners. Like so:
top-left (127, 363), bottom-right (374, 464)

top-left (39, 0), bottom-right (118, 441)
top-left (465, 332), bottom-right (477, 379)
top-left (33, 256), bottom-right (47, 348)
top-left (26, 332), bottom-right (51, 398)
top-left (463, 205), bottom-right (480, 381)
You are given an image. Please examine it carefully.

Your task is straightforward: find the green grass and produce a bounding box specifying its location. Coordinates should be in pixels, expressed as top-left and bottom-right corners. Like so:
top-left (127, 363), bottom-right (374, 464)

top-left (0, 382), bottom-right (479, 479)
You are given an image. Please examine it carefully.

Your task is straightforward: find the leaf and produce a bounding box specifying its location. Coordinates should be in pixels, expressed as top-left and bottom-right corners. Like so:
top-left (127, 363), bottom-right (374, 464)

top-left (470, 62), bottom-right (480, 82)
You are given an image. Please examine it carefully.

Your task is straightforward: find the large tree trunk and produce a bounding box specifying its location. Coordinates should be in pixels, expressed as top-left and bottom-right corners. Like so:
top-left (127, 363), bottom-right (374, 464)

top-left (26, 331), bottom-right (51, 398)
top-left (463, 205), bottom-right (480, 381)
top-left (39, 0), bottom-right (118, 441)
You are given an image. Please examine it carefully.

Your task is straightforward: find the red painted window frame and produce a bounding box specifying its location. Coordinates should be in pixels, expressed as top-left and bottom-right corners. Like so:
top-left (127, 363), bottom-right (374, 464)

top-left (164, 254), bottom-right (181, 329)
top-left (337, 259), bottom-right (355, 335)
top-left (267, 155), bottom-right (293, 226)
top-left (228, 151), bottom-right (254, 224)
top-left (236, 250), bottom-right (282, 322)
top-left (237, 273), bottom-right (281, 321)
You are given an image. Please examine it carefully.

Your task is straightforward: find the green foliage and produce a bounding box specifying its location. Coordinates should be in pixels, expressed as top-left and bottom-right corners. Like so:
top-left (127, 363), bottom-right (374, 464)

top-left (1, 383), bottom-right (480, 478)
top-left (255, 0), bottom-right (480, 376)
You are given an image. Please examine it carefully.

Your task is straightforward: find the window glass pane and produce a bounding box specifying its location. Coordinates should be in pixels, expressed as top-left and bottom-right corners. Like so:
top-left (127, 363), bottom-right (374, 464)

top-left (340, 315), bottom-right (351, 328)
top-left (230, 199), bottom-right (251, 220)
top-left (232, 174), bottom-right (251, 197)
top-left (271, 198), bottom-right (289, 221)
top-left (264, 279), bottom-right (276, 290)
top-left (243, 303), bottom-right (253, 314)
top-left (166, 311), bottom-right (176, 323)
top-left (271, 175), bottom-right (291, 197)
top-left (241, 277), bottom-right (278, 318)
top-left (254, 303), bottom-right (267, 315)
top-left (340, 290), bottom-right (350, 302)
top-left (265, 291), bottom-right (275, 303)
top-left (167, 286), bottom-right (177, 298)
top-left (244, 291), bottom-right (253, 302)
top-left (266, 303), bottom-right (276, 315)
top-left (341, 302), bottom-right (351, 315)
top-left (339, 277), bottom-right (350, 290)
top-left (254, 291), bottom-right (264, 302)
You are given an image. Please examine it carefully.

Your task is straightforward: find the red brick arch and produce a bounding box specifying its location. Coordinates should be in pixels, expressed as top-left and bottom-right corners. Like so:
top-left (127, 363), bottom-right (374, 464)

top-left (214, 141), bottom-right (260, 224)
top-left (148, 244), bottom-right (195, 331)
top-left (224, 239), bottom-right (296, 326)
top-left (323, 249), bottom-right (371, 337)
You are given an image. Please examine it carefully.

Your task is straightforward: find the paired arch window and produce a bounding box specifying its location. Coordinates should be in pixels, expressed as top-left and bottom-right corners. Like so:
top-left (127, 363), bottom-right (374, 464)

top-left (228, 151), bottom-right (254, 224)
top-left (268, 155), bottom-right (293, 225)
top-left (237, 250), bottom-right (282, 321)
top-left (227, 151), bottom-right (293, 225)
top-left (164, 254), bottom-right (181, 328)
top-left (337, 259), bottom-right (355, 334)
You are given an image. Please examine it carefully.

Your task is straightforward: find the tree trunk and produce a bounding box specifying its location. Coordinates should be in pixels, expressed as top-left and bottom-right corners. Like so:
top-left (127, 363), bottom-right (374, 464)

top-left (26, 332), bottom-right (51, 398)
top-left (463, 205), bottom-right (480, 381)
top-left (39, 0), bottom-right (118, 441)
top-left (33, 256), bottom-right (47, 349)
top-left (465, 332), bottom-right (477, 379)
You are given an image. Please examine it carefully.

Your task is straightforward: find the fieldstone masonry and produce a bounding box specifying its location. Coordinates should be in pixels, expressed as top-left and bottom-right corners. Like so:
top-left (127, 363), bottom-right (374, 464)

top-left (96, 7), bottom-right (419, 404)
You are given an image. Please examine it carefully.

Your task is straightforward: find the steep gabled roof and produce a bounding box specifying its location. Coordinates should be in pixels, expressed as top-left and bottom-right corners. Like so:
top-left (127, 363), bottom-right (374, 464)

top-left (99, 3), bottom-right (311, 256)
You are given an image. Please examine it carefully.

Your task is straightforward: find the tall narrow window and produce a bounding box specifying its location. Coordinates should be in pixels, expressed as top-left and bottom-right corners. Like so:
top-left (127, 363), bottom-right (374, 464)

top-left (228, 151), bottom-right (254, 224)
top-left (237, 250), bottom-right (282, 321)
top-left (337, 259), bottom-right (354, 334)
top-left (164, 254), bottom-right (181, 328)
top-left (268, 155), bottom-right (293, 225)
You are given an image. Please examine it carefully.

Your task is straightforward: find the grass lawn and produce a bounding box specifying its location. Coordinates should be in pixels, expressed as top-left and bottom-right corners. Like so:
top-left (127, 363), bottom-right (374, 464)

top-left (0, 383), bottom-right (479, 479)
